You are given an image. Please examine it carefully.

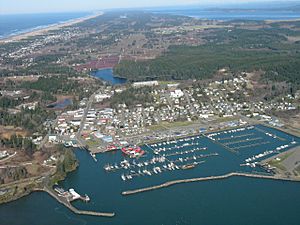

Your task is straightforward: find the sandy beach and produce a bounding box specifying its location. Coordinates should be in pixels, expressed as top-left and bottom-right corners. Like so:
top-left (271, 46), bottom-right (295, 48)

top-left (0, 12), bottom-right (103, 43)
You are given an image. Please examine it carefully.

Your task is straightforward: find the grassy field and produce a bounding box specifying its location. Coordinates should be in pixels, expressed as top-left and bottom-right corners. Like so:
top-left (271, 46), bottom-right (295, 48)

top-left (295, 165), bottom-right (300, 175)
top-left (213, 116), bottom-right (240, 123)
top-left (268, 151), bottom-right (295, 171)
top-left (0, 126), bottom-right (28, 139)
top-left (148, 121), bottom-right (195, 131)
top-left (86, 136), bottom-right (101, 148)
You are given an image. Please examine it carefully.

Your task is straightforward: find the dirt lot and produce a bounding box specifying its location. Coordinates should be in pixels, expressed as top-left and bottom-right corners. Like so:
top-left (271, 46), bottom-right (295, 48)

top-left (272, 110), bottom-right (300, 137)
top-left (3, 75), bottom-right (40, 83)
top-left (0, 126), bottom-right (28, 140)
top-left (0, 146), bottom-right (56, 185)
top-left (262, 146), bottom-right (300, 178)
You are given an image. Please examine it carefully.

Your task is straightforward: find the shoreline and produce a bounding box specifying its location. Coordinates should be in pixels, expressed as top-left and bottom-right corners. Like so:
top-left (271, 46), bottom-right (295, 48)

top-left (0, 154), bottom-right (115, 217)
top-left (0, 12), bottom-right (103, 43)
top-left (0, 187), bottom-right (115, 217)
top-left (175, 13), bottom-right (300, 22)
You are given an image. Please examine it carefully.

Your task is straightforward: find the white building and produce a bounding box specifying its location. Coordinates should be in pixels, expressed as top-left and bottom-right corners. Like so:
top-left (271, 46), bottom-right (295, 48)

top-left (49, 135), bottom-right (58, 142)
top-left (133, 81), bottom-right (159, 88)
top-left (170, 89), bottom-right (184, 98)
top-left (95, 94), bottom-right (111, 102)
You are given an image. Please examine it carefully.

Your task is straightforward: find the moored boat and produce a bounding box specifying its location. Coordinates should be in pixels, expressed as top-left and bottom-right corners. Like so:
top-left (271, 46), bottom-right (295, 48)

top-left (121, 146), bottom-right (145, 158)
top-left (181, 164), bottom-right (196, 170)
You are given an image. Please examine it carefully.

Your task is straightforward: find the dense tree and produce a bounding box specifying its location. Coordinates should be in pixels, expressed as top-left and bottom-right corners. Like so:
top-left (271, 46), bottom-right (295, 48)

top-left (110, 86), bottom-right (154, 108)
top-left (0, 134), bottom-right (36, 156)
top-left (0, 106), bottom-right (56, 133)
top-left (114, 27), bottom-right (300, 90)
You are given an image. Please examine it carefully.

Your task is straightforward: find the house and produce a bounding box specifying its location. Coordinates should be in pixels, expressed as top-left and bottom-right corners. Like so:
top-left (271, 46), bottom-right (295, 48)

top-left (49, 135), bottom-right (58, 142)
top-left (170, 89), bottom-right (184, 98)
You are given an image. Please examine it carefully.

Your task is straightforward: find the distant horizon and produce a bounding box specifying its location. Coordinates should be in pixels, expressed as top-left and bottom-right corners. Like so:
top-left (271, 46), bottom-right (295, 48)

top-left (1, 0), bottom-right (300, 15)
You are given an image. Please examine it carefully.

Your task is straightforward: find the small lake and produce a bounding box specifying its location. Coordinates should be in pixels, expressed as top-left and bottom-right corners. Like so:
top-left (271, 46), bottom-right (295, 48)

top-left (47, 98), bottom-right (72, 109)
top-left (90, 68), bottom-right (127, 85)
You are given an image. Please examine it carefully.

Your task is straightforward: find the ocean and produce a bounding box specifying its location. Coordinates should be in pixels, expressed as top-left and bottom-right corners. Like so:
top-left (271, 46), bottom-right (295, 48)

top-left (2, 8), bottom-right (300, 40)
top-left (151, 8), bottom-right (300, 20)
top-left (0, 12), bottom-right (90, 39)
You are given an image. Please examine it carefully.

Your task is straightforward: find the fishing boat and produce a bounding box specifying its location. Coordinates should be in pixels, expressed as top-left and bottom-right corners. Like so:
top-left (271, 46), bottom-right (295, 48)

top-left (90, 152), bottom-right (97, 162)
top-left (121, 146), bottom-right (145, 158)
top-left (104, 164), bottom-right (113, 171)
top-left (121, 174), bottom-right (126, 181)
top-left (182, 164), bottom-right (196, 169)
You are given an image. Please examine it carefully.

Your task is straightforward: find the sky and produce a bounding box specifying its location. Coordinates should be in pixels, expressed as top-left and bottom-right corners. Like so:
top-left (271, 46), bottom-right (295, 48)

top-left (0, 0), bottom-right (298, 14)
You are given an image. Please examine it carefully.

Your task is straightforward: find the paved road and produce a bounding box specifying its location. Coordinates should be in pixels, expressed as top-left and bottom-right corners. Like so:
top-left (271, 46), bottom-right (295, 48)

top-left (282, 147), bottom-right (300, 173)
top-left (0, 152), bottom-right (17, 163)
top-left (75, 92), bottom-right (97, 147)
top-left (38, 117), bottom-right (59, 150)
top-left (183, 90), bottom-right (196, 115)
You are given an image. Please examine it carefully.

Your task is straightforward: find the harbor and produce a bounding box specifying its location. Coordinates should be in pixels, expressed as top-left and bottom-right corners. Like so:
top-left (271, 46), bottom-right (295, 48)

top-left (98, 125), bottom-right (299, 184)
top-left (49, 124), bottom-right (300, 219)
top-left (1, 124), bottom-right (300, 225)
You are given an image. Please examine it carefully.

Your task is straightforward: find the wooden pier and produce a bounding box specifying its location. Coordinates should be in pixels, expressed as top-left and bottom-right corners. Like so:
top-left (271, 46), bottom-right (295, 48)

top-left (254, 126), bottom-right (286, 141)
top-left (216, 133), bottom-right (255, 141)
top-left (223, 137), bottom-right (263, 146)
top-left (231, 141), bottom-right (270, 150)
top-left (122, 172), bottom-right (300, 196)
top-left (206, 137), bottom-right (239, 154)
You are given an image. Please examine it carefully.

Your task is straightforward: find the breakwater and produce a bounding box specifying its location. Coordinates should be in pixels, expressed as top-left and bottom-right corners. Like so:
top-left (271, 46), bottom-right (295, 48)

top-left (122, 172), bottom-right (300, 195)
top-left (36, 188), bottom-right (115, 217)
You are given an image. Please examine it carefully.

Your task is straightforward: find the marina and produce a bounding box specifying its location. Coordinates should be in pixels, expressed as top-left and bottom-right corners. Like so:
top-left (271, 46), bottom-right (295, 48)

top-left (1, 124), bottom-right (300, 225)
top-left (98, 124), bottom-right (300, 184)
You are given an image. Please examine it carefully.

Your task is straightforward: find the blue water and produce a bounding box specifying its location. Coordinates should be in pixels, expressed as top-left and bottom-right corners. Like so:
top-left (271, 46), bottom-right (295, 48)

top-left (91, 69), bottom-right (127, 85)
top-left (47, 98), bottom-right (72, 109)
top-left (0, 12), bottom-right (90, 39)
top-left (0, 125), bottom-right (300, 225)
top-left (152, 9), bottom-right (300, 20)
top-left (2, 9), bottom-right (300, 40)
top-left (2, 177), bottom-right (300, 225)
